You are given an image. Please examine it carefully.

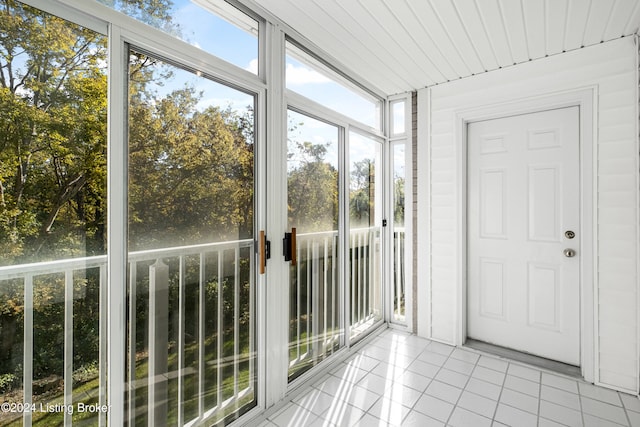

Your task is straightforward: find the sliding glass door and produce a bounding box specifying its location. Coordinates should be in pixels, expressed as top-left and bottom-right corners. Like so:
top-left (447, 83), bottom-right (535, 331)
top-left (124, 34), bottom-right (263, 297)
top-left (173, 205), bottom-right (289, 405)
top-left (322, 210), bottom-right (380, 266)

top-left (286, 110), bottom-right (343, 381)
top-left (125, 50), bottom-right (257, 426)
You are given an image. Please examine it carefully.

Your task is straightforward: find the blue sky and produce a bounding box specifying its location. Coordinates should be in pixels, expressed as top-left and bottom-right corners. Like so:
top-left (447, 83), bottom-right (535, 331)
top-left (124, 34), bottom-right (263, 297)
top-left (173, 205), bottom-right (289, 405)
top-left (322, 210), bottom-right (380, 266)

top-left (107, 0), bottom-right (387, 169)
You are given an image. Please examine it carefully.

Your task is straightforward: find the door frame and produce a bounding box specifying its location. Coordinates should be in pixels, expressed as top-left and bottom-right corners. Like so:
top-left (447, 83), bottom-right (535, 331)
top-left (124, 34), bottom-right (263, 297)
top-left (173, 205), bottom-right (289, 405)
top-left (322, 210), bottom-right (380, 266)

top-left (453, 87), bottom-right (596, 382)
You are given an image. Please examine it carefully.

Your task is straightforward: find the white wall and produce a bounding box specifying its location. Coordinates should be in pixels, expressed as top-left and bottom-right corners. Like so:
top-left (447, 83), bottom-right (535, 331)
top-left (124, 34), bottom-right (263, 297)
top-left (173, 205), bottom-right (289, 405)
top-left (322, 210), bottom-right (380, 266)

top-left (417, 37), bottom-right (639, 393)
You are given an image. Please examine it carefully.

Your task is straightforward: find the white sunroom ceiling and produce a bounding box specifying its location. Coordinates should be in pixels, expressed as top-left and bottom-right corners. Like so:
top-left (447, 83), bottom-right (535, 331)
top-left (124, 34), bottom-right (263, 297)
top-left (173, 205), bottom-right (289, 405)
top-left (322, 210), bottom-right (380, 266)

top-left (253, 0), bottom-right (640, 95)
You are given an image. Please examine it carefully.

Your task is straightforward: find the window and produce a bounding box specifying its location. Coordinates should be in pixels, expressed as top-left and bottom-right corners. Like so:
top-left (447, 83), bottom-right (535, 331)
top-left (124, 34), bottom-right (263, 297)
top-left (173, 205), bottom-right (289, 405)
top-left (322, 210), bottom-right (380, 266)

top-left (390, 100), bottom-right (406, 136)
top-left (349, 132), bottom-right (383, 339)
top-left (0, 2), bottom-right (108, 425)
top-left (97, 0), bottom-right (259, 73)
top-left (126, 51), bottom-right (256, 425)
top-left (286, 42), bottom-right (381, 129)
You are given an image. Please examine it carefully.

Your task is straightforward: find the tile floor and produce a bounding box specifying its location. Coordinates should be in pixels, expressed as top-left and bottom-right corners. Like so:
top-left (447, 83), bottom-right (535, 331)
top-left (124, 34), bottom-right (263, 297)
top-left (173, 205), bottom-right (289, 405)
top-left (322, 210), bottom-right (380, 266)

top-left (257, 329), bottom-right (640, 427)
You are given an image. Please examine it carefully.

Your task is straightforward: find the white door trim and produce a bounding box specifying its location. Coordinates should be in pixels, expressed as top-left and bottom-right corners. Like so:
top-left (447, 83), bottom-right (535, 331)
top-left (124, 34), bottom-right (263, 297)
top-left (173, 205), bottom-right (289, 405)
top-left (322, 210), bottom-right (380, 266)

top-left (453, 87), bottom-right (596, 382)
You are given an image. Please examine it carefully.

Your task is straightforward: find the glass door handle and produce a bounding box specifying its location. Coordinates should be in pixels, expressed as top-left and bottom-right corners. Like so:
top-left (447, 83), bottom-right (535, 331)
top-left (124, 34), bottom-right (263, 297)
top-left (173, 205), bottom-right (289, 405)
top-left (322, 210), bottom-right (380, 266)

top-left (259, 230), bottom-right (270, 274)
top-left (283, 227), bottom-right (297, 265)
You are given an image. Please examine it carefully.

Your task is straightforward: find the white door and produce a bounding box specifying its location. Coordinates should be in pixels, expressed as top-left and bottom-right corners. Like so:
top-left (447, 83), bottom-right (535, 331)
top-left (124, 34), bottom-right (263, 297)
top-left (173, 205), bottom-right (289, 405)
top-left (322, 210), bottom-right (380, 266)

top-left (467, 106), bottom-right (580, 366)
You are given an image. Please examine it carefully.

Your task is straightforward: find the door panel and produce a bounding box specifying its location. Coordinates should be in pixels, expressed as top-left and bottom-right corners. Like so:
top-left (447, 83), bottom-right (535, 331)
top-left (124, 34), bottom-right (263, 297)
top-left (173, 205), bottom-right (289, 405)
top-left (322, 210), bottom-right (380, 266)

top-left (286, 110), bottom-right (342, 381)
top-left (467, 107), bottom-right (580, 366)
top-left (126, 51), bottom-right (257, 425)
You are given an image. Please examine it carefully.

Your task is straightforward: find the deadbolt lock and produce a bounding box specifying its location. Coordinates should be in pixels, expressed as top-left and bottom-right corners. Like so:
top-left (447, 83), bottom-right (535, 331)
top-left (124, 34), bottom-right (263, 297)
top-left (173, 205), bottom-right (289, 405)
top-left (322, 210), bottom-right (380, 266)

top-left (565, 230), bottom-right (575, 239)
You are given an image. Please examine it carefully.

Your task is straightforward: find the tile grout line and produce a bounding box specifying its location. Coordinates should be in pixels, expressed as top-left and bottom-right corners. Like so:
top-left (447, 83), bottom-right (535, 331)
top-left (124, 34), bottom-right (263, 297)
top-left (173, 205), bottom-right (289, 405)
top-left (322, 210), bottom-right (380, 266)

top-left (444, 349), bottom-right (484, 426)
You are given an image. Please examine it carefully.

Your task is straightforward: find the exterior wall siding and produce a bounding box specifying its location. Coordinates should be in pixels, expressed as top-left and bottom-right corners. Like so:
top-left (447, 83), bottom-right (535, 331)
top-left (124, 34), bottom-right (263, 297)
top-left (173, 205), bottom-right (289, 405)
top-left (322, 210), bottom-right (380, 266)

top-left (417, 37), bottom-right (640, 393)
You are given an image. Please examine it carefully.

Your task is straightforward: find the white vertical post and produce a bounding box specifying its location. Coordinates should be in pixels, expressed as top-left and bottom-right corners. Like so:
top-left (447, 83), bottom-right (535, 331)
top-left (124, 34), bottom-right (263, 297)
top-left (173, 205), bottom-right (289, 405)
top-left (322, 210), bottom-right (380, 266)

top-left (198, 253), bottom-right (205, 420)
top-left (99, 265), bottom-right (108, 427)
top-left (234, 246), bottom-right (240, 397)
top-left (216, 251), bottom-right (223, 408)
top-left (24, 275), bottom-right (33, 427)
top-left (64, 271), bottom-right (74, 427)
top-left (311, 240), bottom-right (319, 359)
top-left (127, 263), bottom-right (137, 427)
top-left (107, 23), bottom-right (127, 427)
top-left (323, 238), bottom-right (329, 355)
top-left (148, 259), bottom-right (169, 427)
top-left (177, 257), bottom-right (186, 426)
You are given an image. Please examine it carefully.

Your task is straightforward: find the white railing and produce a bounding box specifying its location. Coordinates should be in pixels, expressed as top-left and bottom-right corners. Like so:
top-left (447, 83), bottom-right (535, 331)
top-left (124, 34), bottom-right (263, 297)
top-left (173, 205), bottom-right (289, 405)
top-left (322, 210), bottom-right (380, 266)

top-left (1, 228), bottom-right (387, 425)
top-left (393, 228), bottom-right (406, 323)
top-left (0, 256), bottom-right (108, 427)
top-left (288, 230), bottom-right (340, 376)
top-left (0, 239), bottom-right (255, 427)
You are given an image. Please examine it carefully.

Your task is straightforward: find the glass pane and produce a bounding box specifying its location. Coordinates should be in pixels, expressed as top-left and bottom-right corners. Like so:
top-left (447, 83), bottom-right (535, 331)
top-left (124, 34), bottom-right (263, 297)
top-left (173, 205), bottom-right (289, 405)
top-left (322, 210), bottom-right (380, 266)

top-left (126, 51), bottom-right (256, 426)
top-left (98, 0), bottom-right (258, 74)
top-left (287, 110), bottom-right (342, 381)
top-left (0, 2), bottom-right (107, 426)
top-left (392, 143), bottom-right (406, 323)
top-left (349, 132), bottom-right (383, 339)
top-left (286, 43), bottom-right (380, 129)
top-left (391, 100), bottom-right (406, 136)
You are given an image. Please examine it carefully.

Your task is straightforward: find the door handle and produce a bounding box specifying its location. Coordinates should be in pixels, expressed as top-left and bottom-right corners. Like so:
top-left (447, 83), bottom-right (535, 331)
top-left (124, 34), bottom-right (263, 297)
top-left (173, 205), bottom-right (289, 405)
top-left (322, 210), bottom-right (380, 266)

top-left (259, 231), bottom-right (270, 274)
top-left (563, 248), bottom-right (576, 258)
top-left (283, 227), bottom-right (297, 266)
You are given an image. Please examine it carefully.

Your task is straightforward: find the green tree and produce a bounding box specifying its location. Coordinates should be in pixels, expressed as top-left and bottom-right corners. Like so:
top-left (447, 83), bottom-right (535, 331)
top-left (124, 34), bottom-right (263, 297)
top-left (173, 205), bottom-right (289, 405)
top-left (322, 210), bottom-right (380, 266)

top-left (0, 0), bottom-right (108, 265)
top-left (350, 158), bottom-right (374, 227)
top-left (287, 140), bottom-right (338, 232)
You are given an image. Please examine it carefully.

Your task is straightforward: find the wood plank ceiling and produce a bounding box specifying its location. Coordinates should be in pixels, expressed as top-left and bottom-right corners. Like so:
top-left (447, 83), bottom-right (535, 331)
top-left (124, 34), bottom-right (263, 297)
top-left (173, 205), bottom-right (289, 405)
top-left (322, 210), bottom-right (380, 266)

top-left (252, 0), bottom-right (640, 95)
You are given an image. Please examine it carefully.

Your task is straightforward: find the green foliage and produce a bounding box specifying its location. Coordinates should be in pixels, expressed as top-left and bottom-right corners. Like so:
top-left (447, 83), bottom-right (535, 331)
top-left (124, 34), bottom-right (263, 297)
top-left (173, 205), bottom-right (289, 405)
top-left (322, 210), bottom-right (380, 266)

top-left (287, 140), bottom-right (338, 232)
top-left (0, 372), bottom-right (18, 393)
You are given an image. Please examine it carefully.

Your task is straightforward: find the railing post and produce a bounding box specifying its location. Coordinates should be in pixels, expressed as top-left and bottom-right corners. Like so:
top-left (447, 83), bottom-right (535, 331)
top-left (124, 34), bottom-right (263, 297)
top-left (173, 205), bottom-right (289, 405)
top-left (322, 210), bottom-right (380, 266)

top-left (148, 259), bottom-right (169, 427)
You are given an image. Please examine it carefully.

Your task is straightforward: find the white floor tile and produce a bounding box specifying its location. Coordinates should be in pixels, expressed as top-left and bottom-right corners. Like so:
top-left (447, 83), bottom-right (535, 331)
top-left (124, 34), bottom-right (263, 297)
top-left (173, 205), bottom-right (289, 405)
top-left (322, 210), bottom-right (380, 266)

top-left (540, 384), bottom-right (581, 411)
top-left (503, 375), bottom-right (540, 397)
top-left (427, 341), bottom-right (455, 357)
top-left (450, 349), bottom-right (480, 365)
top-left (539, 400), bottom-right (582, 427)
top-left (417, 350), bottom-right (449, 367)
top-left (494, 403), bottom-right (538, 427)
top-left (507, 364), bottom-right (541, 383)
top-left (627, 410), bottom-right (640, 427)
top-left (396, 370), bottom-right (432, 392)
top-left (472, 365), bottom-right (506, 386)
top-left (358, 371), bottom-right (392, 393)
top-left (435, 368), bottom-right (469, 388)
top-left (322, 403), bottom-right (366, 427)
top-left (270, 403), bottom-right (319, 427)
top-left (369, 361), bottom-right (405, 379)
top-left (448, 406), bottom-right (492, 427)
top-left (541, 372), bottom-right (579, 394)
top-left (293, 389), bottom-right (340, 417)
top-left (258, 333), bottom-right (640, 427)
top-left (457, 390), bottom-right (497, 418)
top-left (425, 380), bottom-right (463, 404)
top-left (350, 413), bottom-right (384, 427)
top-left (367, 397), bottom-right (411, 425)
top-left (407, 359), bottom-right (441, 378)
top-left (465, 377), bottom-right (502, 401)
top-left (499, 388), bottom-right (539, 415)
top-left (444, 358), bottom-right (476, 375)
top-left (330, 364), bottom-right (369, 385)
top-left (413, 394), bottom-right (455, 422)
top-left (621, 393), bottom-right (640, 413)
top-left (314, 374), bottom-right (351, 395)
top-left (580, 396), bottom-right (628, 425)
top-left (383, 382), bottom-right (423, 407)
top-left (477, 356), bottom-right (509, 373)
top-left (583, 413), bottom-right (629, 427)
top-left (579, 382), bottom-right (622, 406)
top-left (342, 385), bottom-right (381, 412)
top-left (538, 417), bottom-right (566, 427)
top-left (402, 410), bottom-right (445, 427)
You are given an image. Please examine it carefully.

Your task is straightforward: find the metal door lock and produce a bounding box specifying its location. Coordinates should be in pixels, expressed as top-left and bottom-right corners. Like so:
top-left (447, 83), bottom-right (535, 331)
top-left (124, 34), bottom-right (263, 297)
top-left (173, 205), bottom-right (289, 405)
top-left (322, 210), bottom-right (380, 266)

top-left (565, 230), bottom-right (575, 239)
top-left (563, 248), bottom-right (576, 258)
